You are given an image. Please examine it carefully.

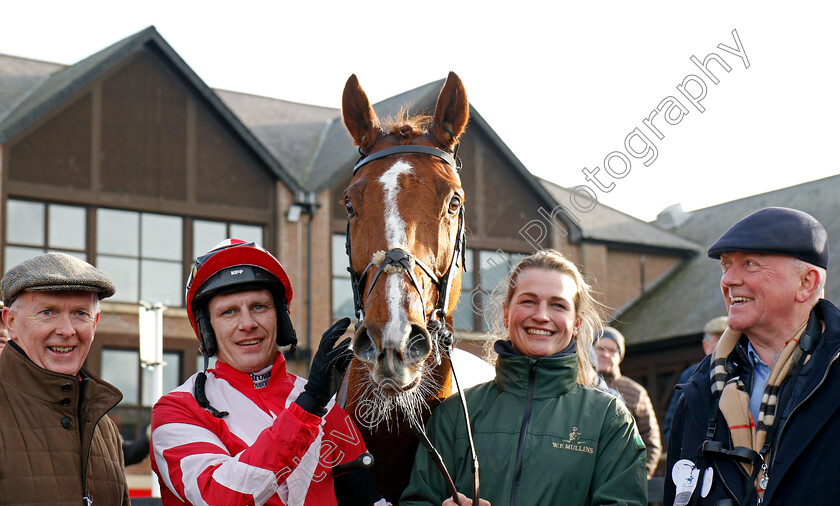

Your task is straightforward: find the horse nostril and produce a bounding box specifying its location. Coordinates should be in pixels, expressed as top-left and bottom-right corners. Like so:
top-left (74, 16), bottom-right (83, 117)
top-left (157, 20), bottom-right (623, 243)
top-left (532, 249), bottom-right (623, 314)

top-left (405, 324), bottom-right (432, 363)
top-left (353, 327), bottom-right (378, 363)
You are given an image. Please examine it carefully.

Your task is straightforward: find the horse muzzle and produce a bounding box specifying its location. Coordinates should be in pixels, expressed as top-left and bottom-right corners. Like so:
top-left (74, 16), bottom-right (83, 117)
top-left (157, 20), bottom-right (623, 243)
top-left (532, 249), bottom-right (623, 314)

top-left (353, 321), bottom-right (433, 392)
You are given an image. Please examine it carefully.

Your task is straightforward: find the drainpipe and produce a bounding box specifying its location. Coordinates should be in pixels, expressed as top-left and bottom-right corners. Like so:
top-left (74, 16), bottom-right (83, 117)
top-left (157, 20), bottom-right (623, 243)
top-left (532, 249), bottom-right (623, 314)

top-left (287, 191), bottom-right (319, 362)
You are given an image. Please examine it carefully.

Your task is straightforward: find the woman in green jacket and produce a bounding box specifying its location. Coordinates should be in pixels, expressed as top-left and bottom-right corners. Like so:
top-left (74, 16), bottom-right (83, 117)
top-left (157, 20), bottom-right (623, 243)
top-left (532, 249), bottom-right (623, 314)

top-left (401, 249), bottom-right (648, 506)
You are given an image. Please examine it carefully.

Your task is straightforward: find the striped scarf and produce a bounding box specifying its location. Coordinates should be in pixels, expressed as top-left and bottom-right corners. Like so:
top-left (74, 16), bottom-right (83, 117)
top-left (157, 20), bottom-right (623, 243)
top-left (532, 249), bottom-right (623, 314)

top-left (709, 320), bottom-right (808, 497)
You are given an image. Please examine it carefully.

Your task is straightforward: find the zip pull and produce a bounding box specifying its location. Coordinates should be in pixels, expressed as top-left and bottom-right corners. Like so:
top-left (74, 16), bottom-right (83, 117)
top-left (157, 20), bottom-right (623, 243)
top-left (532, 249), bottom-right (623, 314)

top-left (754, 461), bottom-right (769, 505)
top-left (758, 461), bottom-right (769, 491)
top-left (82, 496), bottom-right (93, 505)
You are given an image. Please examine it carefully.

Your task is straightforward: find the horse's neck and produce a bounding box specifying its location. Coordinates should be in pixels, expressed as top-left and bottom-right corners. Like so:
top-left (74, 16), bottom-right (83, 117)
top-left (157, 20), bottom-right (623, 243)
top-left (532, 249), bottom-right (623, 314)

top-left (431, 354), bottom-right (454, 401)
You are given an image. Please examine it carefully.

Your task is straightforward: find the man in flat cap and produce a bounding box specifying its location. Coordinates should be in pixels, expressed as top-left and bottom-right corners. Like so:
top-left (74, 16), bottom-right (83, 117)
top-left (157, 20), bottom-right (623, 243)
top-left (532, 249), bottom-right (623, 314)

top-left (596, 326), bottom-right (662, 479)
top-left (0, 252), bottom-right (129, 505)
top-left (662, 316), bottom-right (726, 441)
top-left (0, 302), bottom-right (7, 355)
top-left (666, 207), bottom-right (840, 505)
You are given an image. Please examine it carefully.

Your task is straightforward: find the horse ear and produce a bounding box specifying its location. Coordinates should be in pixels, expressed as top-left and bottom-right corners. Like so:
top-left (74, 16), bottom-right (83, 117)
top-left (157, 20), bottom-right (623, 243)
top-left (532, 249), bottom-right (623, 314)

top-left (342, 74), bottom-right (381, 153)
top-left (430, 71), bottom-right (469, 149)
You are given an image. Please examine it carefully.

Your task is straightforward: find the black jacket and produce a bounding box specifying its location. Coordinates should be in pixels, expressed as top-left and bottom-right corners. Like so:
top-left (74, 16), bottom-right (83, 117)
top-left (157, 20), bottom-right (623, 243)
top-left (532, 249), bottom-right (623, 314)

top-left (666, 299), bottom-right (840, 505)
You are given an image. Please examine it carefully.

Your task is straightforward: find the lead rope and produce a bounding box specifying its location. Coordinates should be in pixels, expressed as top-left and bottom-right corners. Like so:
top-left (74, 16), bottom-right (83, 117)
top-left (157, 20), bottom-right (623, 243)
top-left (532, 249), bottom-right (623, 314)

top-left (448, 334), bottom-right (481, 505)
top-left (406, 323), bottom-right (480, 506)
top-left (409, 419), bottom-right (462, 503)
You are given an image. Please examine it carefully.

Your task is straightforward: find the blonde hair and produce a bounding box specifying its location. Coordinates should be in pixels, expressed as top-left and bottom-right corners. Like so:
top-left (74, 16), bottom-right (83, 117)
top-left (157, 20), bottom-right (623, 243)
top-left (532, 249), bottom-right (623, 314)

top-left (484, 249), bottom-right (605, 387)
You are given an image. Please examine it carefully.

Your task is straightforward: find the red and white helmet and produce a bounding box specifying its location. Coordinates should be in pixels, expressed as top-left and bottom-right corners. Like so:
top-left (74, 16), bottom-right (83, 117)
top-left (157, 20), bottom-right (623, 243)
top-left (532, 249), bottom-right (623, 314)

top-left (185, 239), bottom-right (296, 356)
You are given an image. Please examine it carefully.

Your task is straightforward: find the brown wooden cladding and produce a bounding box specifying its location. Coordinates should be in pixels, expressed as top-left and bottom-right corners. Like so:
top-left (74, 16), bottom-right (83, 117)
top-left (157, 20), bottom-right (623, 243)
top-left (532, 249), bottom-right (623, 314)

top-left (195, 103), bottom-right (272, 210)
top-left (101, 51), bottom-right (188, 199)
top-left (5, 47), bottom-right (274, 223)
top-left (8, 93), bottom-right (92, 187)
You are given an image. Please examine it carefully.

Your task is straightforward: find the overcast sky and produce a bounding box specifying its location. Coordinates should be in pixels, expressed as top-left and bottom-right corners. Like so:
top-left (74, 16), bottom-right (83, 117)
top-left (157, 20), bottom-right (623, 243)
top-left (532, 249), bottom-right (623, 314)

top-left (2, 2), bottom-right (837, 222)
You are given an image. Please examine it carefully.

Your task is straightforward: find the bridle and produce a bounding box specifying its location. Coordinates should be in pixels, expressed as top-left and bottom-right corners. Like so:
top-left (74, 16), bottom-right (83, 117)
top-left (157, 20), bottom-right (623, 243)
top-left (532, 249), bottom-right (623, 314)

top-left (346, 145), bottom-right (465, 350)
top-left (345, 143), bottom-right (480, 505)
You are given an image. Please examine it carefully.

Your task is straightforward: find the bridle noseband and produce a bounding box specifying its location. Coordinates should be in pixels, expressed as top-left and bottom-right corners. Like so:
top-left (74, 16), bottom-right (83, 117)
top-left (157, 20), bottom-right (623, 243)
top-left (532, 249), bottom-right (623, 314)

top-left (345, 143), bottom-right (480, 505)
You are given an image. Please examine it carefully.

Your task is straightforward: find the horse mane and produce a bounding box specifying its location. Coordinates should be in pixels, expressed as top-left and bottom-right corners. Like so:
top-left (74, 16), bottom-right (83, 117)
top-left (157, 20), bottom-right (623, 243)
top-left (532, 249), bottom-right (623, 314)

top-left (381, 107), bottom-right (432, 139)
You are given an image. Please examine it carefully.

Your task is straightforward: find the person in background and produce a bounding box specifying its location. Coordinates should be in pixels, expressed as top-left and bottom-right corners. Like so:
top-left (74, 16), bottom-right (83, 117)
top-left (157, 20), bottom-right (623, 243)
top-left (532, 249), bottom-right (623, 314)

top-left (123, 424), bottom-right (152, 466)
top-left (596, 326), bottom-right (662, 479)
top-left (661, 316), bottom-right (726, 441)
top-left (0, 253), bottom-right (129, 504)
top-left (151, 239), bottom-right (388, 505)
top-left (402, 249), bottom-right (647, 506)
top-left (0, 301), bottom-right (7, 355)
top-left (666, 207), bottom-right (840, 505)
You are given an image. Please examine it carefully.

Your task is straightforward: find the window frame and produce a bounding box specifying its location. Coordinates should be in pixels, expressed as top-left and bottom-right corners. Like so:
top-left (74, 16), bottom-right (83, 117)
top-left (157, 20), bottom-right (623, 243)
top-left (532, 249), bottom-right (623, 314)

top-left (4, 198), bottom-right (266, 308)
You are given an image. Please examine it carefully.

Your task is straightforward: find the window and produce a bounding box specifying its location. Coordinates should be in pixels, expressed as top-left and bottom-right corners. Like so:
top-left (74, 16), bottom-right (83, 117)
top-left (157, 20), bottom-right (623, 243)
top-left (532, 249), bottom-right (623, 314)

top-left (451, 249), bottom-right (475, 331)
top-left (5, 199), bottom-right (266, 307)
top-left (101, 348), bottom-right (181, 440)
top-left (331, 234), bottom-right (355, 320)
top-left (97, 209), bottom-right (183, 305)
top-left (101, 349), bottom-right (182, 406)
top-left (196, 354), bottom-right (217, 372)
top-left (456, 249), bottom-right (528, 332)
top-left (5, 199), bottom-right (87, 271)
top-left (193, 219), bottom-right (263, 256)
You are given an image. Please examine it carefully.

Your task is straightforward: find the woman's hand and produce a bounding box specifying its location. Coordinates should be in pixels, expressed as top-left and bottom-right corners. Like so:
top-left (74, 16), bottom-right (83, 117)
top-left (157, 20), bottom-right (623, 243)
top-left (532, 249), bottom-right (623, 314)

top-left (442, 492), bottom-right (491, 506)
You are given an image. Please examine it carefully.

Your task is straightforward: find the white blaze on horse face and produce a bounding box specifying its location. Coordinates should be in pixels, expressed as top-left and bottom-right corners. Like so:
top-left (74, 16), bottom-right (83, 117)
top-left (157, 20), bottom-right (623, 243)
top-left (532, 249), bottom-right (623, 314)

top-left (379, 160), bottom-right (412, 349)
top-left (379, 160), bottom-right (411, 248)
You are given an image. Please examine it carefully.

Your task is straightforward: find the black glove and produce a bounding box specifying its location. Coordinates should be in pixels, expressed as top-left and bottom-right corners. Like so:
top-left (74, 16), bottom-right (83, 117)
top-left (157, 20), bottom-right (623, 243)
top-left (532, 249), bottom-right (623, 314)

top-left (295, 317), bottom-right (353, 416)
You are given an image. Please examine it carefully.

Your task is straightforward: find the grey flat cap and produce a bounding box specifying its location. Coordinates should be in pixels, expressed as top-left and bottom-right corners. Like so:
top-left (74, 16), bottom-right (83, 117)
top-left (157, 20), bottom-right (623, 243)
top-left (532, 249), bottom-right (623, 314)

top-left (2, 252), bottom-right (115, 305)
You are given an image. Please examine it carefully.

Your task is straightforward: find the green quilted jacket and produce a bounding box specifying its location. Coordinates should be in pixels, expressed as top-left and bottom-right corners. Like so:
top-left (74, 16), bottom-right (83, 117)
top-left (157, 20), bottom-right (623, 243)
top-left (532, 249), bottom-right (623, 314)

top-left (401, 345), bottom-right (647, 505)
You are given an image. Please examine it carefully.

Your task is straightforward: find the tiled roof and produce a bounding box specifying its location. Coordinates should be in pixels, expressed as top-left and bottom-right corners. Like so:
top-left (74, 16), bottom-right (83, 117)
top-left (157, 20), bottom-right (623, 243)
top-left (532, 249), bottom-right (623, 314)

top-left (216, 90), bottom-right (338, 188)
top-left (539, 179), bottom-right (701, 254)
top-left (614, 174), bottom-right (840, 345)
top-left (0, 54), bottom-right (64, 120)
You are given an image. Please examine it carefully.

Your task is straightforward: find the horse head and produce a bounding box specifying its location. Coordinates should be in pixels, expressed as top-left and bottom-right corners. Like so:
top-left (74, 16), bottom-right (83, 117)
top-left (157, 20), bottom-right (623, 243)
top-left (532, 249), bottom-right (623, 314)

top-left (342, 72), bottom-right (469, 421)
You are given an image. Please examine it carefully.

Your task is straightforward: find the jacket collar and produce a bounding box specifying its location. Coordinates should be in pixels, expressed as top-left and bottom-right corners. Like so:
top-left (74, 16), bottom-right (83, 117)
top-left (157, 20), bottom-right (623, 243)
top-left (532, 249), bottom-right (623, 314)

top-left (0, 340), bottom-right (120, 404)
top-left (214, 351), bottom-right (289, 392)
top-left (493, 340), bottom-right (578, 398)
top-left (0, 339), bottom-right (122, 464)
top-left (679, 300), bottom-right (840, 452)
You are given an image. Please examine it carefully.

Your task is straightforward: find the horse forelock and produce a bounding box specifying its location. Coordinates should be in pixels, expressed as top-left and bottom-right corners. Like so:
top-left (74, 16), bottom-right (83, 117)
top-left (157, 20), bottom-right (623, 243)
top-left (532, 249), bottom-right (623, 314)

top-left (382, 110), bottom-right (432, 139)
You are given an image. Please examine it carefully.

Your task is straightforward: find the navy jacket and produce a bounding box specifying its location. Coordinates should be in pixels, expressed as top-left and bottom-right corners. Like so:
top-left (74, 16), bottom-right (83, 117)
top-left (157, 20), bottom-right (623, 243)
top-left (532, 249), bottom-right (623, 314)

top-left (666, 299), bottom-right (840, 505)
top-left (663, 362), bottom-right (698, 442)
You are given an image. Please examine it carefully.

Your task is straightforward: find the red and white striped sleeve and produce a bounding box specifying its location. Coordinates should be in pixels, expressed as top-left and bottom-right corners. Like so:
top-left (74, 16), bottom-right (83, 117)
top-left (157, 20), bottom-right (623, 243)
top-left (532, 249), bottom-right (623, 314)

top-left (150, 376), bottom-right (321, 506)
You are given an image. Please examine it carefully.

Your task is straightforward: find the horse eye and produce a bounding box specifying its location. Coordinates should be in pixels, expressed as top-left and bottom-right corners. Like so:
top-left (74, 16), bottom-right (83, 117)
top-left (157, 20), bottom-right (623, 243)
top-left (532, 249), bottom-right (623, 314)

top-left (345, 199), bottom-right (355, 216)
top-left (447, 195), bottom-right (462, 215)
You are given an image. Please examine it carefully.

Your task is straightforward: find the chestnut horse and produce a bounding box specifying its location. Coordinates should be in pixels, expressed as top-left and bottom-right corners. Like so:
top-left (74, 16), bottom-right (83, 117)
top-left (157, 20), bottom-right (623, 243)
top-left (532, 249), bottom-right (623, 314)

top-left (340, 72), bottom-right (471, 502)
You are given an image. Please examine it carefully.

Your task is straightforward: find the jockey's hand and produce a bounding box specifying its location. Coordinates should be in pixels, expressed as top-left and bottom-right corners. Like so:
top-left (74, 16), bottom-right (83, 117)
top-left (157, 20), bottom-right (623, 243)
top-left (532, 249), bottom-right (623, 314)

top-left (443, 493), bottom-right (491, 506)
top-left (295, 317), bottom-right (353, 416)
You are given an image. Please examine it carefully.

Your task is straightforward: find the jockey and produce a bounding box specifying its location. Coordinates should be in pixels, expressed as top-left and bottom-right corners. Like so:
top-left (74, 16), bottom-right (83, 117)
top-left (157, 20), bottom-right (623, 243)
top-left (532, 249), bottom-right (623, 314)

top-left (151, 239), bottom-right (389, 505)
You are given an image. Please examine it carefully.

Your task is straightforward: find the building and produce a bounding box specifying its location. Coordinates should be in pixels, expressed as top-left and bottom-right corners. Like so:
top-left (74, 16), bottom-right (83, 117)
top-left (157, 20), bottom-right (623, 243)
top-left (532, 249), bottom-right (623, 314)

top-left (0, 26), bottom-right (700, 493)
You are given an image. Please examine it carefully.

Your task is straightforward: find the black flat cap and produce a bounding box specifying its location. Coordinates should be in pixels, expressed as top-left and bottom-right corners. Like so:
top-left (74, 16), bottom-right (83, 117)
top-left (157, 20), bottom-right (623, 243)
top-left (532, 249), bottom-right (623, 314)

top-left (1, 252), bottom-right (116, 306)
top-left (707, 207), bottom-right (828, 269)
